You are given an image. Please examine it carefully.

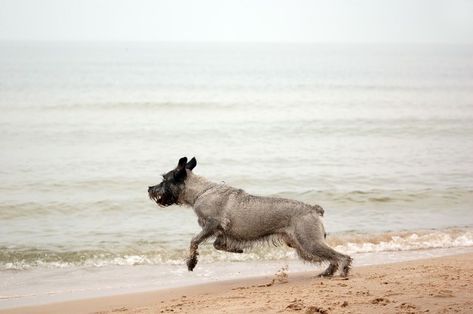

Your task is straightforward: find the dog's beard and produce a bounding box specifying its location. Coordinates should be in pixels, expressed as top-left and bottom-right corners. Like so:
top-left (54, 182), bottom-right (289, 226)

top-left (157, 193), bottom-right (178, 207)
top-left (148, 190), bottom-right (161, 204)
top-left (149, 186), bottom-right (181, 207)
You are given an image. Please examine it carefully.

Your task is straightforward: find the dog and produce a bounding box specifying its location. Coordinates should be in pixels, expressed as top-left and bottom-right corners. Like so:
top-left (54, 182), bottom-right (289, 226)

top-left (148, 157), bottom-right (352, 277)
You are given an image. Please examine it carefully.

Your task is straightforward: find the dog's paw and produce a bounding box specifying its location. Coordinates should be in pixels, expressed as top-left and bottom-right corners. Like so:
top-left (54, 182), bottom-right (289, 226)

top-left (186, 255), bottom-right (198, 271)
top-left (316, 272), bottom-right (334, 278)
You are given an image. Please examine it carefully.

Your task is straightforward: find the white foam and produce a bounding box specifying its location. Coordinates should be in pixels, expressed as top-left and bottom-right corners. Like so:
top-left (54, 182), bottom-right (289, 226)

top-left (333, 230), bottom-right (473, 254)
top-left (2, 228), bottom-right (473, 270)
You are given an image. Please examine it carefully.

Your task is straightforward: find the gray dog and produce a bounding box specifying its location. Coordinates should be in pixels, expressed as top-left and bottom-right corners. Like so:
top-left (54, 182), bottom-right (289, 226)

top-left (148, 157), bottom-right (352, 277)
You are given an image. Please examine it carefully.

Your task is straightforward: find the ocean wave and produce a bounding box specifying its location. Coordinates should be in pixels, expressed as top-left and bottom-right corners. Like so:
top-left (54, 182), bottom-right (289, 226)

top-left (31, 101), bottom-right (235, 111)
top-left (1, 187), bottom-right (471, 219)
top-left (1, 227), bottom-right (472, 270)
top-left (327, 228), bottom-right (473, 254)
top-left (274, 188), bottom-right (473, 205)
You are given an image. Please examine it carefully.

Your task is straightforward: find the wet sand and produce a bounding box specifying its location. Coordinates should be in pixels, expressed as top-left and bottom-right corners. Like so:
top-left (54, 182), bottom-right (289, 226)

top-left (2, 253), bottom-right (473, 314)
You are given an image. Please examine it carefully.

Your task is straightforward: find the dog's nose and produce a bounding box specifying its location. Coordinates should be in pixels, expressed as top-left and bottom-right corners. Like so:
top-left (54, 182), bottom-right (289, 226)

top-left (148, 186), bottom-right (153, 191)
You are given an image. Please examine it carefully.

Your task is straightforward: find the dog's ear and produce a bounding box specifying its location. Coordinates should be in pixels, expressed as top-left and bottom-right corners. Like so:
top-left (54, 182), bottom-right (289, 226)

top-left (174, 157), bottom-right (188, 182)
top-left (174, 167), bottom-right (187, 182)
top-left (186, 157), bottom-right (197, 171)
top-left (177, 157), bottom-right (187, 169)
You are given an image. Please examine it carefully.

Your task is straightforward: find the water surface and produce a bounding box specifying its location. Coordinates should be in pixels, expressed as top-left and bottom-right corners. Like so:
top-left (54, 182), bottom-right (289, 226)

top-left (1, 42), bottom-right (472, 307)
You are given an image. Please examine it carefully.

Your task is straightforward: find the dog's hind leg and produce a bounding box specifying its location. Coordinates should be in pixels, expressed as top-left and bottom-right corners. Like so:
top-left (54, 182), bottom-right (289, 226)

top-left (297, 237), bottom-right (349, 277)
top-left (314, 246), bottom-right (343, 277)
top-left (291, 216), bottom-right (352, 277)
top-left (187, 218), bottom-right (220, 271)
top-left (311, 242), bottom-right (352, 277)
top-left (213, 234), bottom-right (243, 253)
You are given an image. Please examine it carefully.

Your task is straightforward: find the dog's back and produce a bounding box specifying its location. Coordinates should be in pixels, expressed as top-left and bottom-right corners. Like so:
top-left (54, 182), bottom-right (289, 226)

top-left (193, 183), bottom-right (322, 236)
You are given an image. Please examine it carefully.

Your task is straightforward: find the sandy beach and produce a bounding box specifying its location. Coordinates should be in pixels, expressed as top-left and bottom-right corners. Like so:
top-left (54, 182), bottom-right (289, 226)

top-left (1, 252), bottom-right (472, 314)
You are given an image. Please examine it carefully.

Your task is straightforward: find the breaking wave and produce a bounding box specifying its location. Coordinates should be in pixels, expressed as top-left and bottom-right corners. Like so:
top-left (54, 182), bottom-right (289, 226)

top-left (327, 227), bottom-right (473, 254)
top-left (2, 227), bottom-right (472, 271)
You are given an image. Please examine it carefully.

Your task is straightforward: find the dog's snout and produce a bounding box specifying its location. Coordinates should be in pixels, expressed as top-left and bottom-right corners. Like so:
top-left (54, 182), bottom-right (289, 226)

top-left (148, 186), bottom-right (153, 192)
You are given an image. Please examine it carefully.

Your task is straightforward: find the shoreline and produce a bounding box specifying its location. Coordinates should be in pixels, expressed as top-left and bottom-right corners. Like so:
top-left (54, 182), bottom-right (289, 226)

top-left (2, 252), bottom-right (473, 314)
top-left (1, 246), bottom-right (473, 310)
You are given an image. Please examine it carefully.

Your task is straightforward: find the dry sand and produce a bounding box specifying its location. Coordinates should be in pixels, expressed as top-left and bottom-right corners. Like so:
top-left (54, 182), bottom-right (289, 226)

top-left (2, 253), bottom-right (473, 314)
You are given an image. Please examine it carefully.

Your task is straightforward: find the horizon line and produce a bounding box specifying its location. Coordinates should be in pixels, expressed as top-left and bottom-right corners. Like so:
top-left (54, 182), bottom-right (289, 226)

top-left (1, 39), bottom-right (472, 45)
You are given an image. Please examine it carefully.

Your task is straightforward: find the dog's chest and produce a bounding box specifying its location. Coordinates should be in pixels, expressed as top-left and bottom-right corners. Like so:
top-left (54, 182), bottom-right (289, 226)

top-left (193, 204), bottom-right (217, 223)
top-left (193, 201), bottom-right (228, 229)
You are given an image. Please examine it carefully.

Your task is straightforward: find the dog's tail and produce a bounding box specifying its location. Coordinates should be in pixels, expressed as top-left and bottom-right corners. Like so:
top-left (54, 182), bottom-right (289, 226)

top-left (311, 204), bottom-right (324, 217)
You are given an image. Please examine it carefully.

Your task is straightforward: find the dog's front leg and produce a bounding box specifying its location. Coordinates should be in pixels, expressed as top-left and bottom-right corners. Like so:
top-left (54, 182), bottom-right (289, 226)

top-left (187, 218), bottom-right (219, 271)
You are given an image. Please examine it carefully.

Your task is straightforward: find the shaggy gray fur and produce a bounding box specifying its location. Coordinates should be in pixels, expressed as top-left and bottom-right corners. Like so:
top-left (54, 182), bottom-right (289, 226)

top-left (148, 157), bottom-right (352, 277)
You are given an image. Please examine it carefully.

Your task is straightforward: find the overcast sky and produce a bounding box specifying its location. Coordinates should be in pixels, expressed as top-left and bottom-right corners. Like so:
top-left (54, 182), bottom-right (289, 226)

top-left (0, 0), bottom-right (472, 43)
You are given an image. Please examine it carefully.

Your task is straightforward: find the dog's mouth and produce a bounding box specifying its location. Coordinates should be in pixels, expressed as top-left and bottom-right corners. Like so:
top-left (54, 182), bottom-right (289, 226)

top-left (148, 188), bottom-right (175, 207)
top-left (148, 187), bottom-right (162, 204)
top-left (149, 193), bottom-right (161, 204)
top-left (150, 193), bottom-right (167, 207)
top-left (148, 184), bottom-right (181, 207)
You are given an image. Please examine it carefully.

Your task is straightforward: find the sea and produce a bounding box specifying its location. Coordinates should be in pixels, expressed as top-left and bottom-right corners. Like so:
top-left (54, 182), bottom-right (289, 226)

top-left (1, 42), bottom-right (472, 308)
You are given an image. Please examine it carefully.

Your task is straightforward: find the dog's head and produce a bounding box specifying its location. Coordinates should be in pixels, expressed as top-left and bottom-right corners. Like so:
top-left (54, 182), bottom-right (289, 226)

top-left (148, 156), bottom-right (197, 207)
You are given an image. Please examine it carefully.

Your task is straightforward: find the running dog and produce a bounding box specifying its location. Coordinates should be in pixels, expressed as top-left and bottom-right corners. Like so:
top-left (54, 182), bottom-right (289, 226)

top-left (148, 157), bottom-right (352, 277)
